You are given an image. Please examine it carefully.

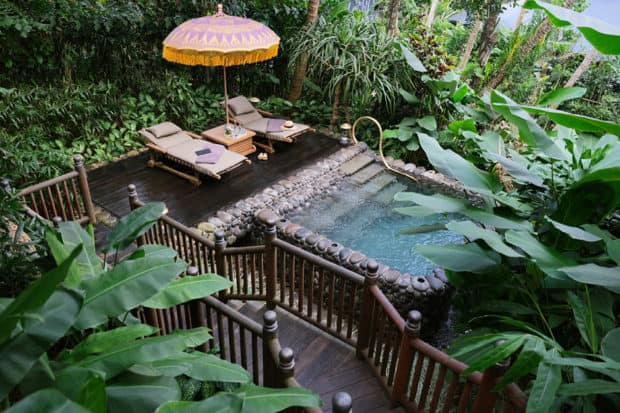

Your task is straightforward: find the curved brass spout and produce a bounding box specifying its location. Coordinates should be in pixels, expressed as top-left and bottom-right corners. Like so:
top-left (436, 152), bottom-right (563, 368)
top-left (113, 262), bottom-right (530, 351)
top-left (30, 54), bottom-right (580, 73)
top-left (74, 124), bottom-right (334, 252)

top-left (351, 116), bottom-right (419, 182)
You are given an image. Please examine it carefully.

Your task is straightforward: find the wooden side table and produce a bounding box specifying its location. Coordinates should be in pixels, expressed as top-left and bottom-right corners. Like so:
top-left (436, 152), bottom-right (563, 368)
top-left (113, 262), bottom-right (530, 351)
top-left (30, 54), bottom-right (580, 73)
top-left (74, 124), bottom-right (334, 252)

top-left (201, 125), bottom-right (256, 156)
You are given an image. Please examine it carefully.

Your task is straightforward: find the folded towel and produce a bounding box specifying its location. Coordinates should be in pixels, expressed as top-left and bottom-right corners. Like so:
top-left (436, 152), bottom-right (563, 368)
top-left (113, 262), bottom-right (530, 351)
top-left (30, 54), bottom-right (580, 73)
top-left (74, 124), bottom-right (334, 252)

top-left (196, 143), bottom-right (225, 164)
top-left (266, 118), bottom-right (286, 132)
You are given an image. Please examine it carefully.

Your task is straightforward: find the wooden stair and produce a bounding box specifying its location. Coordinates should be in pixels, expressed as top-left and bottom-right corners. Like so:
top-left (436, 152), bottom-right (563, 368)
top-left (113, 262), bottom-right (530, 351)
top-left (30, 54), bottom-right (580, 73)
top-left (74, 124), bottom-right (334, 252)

top-left (236, 301), bottom-right (404, 413)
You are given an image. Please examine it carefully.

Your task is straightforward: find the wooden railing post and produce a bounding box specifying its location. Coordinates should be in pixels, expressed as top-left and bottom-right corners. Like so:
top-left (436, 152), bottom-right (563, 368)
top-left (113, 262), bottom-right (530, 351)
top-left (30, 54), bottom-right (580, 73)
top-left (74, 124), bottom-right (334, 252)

top-left (391, 310), bottom-right (422, 407)
top-left (472, 340), bottom-right (511, 413)
top-left (333, 392), bottom-right (353, 413)
top-left (262, 310), bottom-right (280, 387)
top-left (127, 184), bottom-right (145, 247)
top-left (74, 155), bottom-right (96, 225)
top-left (187, 265), bottom-right (208, 351)
top-left (356, 259), bottom-right (378, 359)
top-left (257, 209), bottom-right (278, 310)
top-left (278, 347), bottom-right (295, 387)
top-left (214, 230), bottom-right (228, 301)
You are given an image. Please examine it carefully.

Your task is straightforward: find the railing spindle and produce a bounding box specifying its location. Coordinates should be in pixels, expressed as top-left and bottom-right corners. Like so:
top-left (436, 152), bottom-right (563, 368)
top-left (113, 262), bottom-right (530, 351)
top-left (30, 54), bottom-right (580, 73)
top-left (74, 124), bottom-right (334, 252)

top-left (356, 260), bottom-right (378, 358)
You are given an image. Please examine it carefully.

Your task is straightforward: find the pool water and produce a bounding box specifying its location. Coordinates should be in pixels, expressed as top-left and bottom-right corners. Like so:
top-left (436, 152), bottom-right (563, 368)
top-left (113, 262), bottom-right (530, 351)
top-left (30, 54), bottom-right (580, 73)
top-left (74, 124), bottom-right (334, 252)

top-left (287, 175), bottom-right (464, 275)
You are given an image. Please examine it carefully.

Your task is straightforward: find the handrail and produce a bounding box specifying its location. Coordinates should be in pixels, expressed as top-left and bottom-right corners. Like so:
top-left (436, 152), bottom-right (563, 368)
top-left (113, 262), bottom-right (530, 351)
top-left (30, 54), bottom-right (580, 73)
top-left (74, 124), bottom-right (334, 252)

top-left (201, 295), bottom-right (262, 336)
top-left (222, 245), bottom-right (266, 255)
top-left (17, 171), bottom-right (79, 195)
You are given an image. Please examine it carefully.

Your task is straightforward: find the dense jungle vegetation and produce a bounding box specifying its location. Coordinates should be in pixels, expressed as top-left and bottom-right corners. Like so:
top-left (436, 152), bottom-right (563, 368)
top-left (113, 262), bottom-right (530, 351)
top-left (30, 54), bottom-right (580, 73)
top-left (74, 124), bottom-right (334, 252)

top-left (1, 0), bottom-right (619, 412)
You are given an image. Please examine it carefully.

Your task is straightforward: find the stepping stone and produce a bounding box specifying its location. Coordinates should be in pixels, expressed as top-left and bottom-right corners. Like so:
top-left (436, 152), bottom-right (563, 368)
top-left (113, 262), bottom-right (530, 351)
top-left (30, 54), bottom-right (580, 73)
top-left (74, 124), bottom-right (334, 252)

top-left (362, 171), bottom-right (397, 193)
top-left (349, 163), bottom-right (384, 185)
top-left (338, 154), bottom-right (374, 176)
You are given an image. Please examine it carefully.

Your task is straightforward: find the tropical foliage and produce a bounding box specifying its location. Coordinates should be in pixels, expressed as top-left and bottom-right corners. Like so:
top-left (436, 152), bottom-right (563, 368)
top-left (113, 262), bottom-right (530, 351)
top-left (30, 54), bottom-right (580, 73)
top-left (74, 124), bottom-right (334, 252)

top-left (0, 203), bottom-right (319, 412)
top-left (394, 3), bottom-right (620, 411)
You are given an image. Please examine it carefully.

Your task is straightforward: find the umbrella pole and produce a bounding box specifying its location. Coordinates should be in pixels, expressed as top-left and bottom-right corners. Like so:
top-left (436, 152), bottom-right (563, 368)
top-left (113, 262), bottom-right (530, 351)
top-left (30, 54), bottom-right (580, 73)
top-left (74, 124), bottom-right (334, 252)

top-left (223, 66), bottom-right (229, 127)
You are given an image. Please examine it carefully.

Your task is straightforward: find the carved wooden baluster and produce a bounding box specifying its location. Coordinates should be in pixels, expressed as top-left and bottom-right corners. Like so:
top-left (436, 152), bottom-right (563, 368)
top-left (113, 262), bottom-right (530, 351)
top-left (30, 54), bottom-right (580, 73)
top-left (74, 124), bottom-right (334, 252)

top-left (73, 155), bottom-right (96, 224)
top-left (471, 340), bottom-right (511, 413)
top-left (258, 210), bottom-right (278, 310)
top-left (214, 230), bottom-right (228, 301)
top-left (391, 310), bottom-right (421, 406)
top-left (333, 392), bottom-right (353, 413)
top-left (262, 310), bottom-right (279, 387)
top-left (356, 260), bottom-right (378, 358)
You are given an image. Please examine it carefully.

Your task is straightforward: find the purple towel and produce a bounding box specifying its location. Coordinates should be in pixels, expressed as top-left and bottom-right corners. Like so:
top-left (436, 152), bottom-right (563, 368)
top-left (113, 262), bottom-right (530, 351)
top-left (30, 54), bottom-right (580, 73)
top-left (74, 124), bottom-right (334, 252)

top-left (196, 143), bottom-right (225, 164)
top-left (266, 118), bottom-right (286, 132)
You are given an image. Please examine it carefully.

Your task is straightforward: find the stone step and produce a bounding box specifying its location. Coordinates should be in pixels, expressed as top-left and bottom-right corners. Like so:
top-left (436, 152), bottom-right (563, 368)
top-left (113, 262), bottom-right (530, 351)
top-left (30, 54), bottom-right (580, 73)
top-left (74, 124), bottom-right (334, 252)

top-left (338, 153), bottom-right (375, 176)
top-left (362, 171), bottom-right (397, 193)
top-left (349, 163), bottom-right (384, 185)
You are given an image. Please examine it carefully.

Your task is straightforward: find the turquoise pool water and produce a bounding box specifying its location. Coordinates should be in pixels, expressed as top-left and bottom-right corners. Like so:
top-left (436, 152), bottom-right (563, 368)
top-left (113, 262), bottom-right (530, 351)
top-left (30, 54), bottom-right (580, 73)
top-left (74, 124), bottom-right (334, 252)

top-left (287, 175), bottom-right (463, 275)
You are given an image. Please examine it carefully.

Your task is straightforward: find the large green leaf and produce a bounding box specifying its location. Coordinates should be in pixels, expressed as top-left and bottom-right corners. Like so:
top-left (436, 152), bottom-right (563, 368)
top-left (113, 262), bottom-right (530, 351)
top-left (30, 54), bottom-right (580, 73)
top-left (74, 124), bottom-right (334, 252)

top-left (415, 243), bottom-right (501, 273)
top-left (400, 44), bottom-right (427, 72)
top-left (236, 385), bottom-right (321, 413)
top-left (74, 334), bottom-right (189, 380)
top-left (0, 246), bottom-right (82, 344)
top-left (560, 263), bottom-right (620, 293)
top-left (544, 356), bottom-right (620, 382)
top-left (546, 218), bottom-right (602, 242)
top-left (504, 230), bottom-right (577, 281)
top-left (55, 367), bottom-right (106, 413)
top-left (462, 335), bottom-right (526, 375)
top-left (105, 202), bottom-right (166, 253)
top-left (463, 209), bottom-right (533, 231)
top-left (417, 116), bottom-right (437, 131)
top-left (5, 389), bottom-right (90, 413)
top-left (523, 0), bottom-right (620, 55)
top-left (418, 133), bottom-right (499, 196)
top-left (150, 352), bottom-right (251, 383)
top-left (58, 222), bottom-right (103, 281)
top-left (517, 105), bottom-right (620, 136)
top-left (495, 337), bottom-right (546, 390)
top-left (538, 87), bottom-right (587, 106)
top-left (399, 88), bottom-right (419, 104)
top-left (61, 324), bottom-right (159, 362)
top-left (45, 229), bottom-right (80, 288)
top-left (601, 328), bottom-right (620, 362)
top-left (394, 192), bottom-right (467, 216)
top-left (106, 372), bottom-right (180, 413)
top-left (75, 246), bottom-right (186, 329)
top-left (487, 153), bottom-right (547, 188)
top-left (490, 91), bottom-right (569, 161)
top-left (156, 393), bottom-right (243, 413)
top-left (567, 291), bottom-right (598, 352)
top-left (526, 349), bottom-right (562, 413)
top-left (143, 274), bottom-right (232, 309)
top-left (0, 289), bottom-right (82, 400)
top-left (558, 379), bottom-right (620, 396)
top-left (446, 221), bottom-right (523, 258)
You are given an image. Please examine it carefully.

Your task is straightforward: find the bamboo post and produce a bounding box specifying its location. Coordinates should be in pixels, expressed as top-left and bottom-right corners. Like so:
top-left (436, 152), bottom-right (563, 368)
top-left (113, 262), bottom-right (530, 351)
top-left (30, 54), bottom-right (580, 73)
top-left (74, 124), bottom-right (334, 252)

top-left (472, 340), bottom-right (511, 413)
top-left (74, 155), bottom-right (96, 225)
top-left (391, 310), bottom-right (422, 406)
top-left (257, 209), bottom-right (278, 310)
top-left (356, 259), bottom-right (379, 359)
top-left (262, 310), bottom-right (279, 387)
top-left (333, 392), bottom-right (353, 413)
top-left (127, 184), bottom-right (144, 247)
top-left (214, 230), bottom-right (228, 301)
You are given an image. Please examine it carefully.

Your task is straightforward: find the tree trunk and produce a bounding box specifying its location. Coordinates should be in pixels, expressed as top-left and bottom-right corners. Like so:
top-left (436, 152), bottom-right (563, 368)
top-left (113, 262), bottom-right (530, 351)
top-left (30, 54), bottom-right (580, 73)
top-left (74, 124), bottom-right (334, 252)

top-left (330, 81), bottom-right (342, 129)
top-left (386, 0), bottom-right (401, 36)
top-left (425, 0), bottom-right (439, 28)
top-left (477, 5), bottom-right (500, 68)
top-left (287, 0), bottom-right (320, 103)
top-left (564, 48), bottom-right (598, 88)
top-left (457, 16), bottom-right (482, 71)
top-left (514, 6), bottom-right (526, 29)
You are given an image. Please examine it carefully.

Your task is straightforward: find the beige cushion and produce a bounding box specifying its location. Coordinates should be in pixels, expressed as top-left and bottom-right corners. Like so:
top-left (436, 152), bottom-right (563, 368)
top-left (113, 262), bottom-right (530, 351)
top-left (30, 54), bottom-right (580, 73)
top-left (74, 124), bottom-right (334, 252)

top-left (235, 111), bottom-right (263, 125)
top-left (146, 122), bottom-right (182, 138)
top-left (166, 139), bottom-right (247, 175)
top-left (227, 96), bottom-right (255, 115)
top-left (244, 118), bottom-right (270, 134)
top-left (140, 130), bottom-right (193, 149)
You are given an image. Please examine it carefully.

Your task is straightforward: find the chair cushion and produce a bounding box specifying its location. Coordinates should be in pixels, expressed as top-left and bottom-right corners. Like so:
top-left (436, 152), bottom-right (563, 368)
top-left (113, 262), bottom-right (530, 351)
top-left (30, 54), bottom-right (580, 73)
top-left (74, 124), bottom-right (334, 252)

top-left (227, 96), bottom-right (255, 116)
top-left (140, 129), bottom-right (193, 150)
top-left (244, 118), bottom-right (270, 134)
top-left (234, 111), bottom-right (262, 125)
top-left (146, 122), bottom-right (182, 138)
top-left (166, 139), bottom-right (246, 175)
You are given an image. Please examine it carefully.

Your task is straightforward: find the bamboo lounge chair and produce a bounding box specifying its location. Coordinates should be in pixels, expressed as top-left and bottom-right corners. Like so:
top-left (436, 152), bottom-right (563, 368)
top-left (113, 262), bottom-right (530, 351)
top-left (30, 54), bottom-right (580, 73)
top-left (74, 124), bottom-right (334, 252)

top-left (138, 122), bottom-right (251, 186)
top-left (224, 96), bottom-right (315, 154)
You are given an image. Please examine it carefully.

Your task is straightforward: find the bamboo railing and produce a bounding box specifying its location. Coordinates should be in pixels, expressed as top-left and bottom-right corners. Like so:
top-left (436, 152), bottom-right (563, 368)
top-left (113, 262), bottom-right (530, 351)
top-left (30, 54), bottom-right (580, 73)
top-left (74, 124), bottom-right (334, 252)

top-left (128, 186), bottom-right (527, 412)
top-left (14, 155), bottom-right (96, 225)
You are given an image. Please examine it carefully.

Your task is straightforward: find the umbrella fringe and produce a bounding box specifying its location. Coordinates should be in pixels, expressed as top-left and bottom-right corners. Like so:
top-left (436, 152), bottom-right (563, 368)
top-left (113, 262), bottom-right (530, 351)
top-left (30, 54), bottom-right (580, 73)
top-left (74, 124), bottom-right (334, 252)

top-left (163, 45), bottom-right (279, 67)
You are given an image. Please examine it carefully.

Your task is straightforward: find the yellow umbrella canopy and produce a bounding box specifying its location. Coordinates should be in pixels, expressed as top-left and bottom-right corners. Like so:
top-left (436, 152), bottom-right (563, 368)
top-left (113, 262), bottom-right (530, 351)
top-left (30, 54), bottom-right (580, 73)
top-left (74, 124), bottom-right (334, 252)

top-left (163, 4), bottom-right (280, 124)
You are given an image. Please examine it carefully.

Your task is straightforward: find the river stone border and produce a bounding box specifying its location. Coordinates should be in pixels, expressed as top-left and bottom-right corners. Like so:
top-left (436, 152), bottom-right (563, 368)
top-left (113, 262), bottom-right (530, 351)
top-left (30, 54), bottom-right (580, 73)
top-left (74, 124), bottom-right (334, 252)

top-left (193, 142), bottom-right (477, 318)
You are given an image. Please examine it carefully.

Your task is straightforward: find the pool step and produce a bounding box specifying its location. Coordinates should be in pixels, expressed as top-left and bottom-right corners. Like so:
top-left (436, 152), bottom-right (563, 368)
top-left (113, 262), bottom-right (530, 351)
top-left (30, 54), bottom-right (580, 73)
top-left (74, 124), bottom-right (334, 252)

top-left (349, 163), bottom-right (384, 185)
top-left (338, 154), bottom-right (374, 176)
top-left (363, 171), bottom-right (397, 192)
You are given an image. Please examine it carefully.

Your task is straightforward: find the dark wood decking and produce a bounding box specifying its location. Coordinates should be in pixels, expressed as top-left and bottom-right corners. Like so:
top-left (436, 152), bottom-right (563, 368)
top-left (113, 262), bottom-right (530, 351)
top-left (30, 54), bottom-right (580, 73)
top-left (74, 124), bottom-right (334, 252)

top-left (237, 301), bottom-right (404, 413)
top-left (88, 132), bottom-right (340, 226)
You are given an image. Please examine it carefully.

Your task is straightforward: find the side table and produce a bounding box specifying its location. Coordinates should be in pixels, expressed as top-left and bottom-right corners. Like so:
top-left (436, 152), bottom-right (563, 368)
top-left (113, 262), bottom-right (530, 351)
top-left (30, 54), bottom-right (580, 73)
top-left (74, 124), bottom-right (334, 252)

top-left (201, 125), bottom-right (256, 156)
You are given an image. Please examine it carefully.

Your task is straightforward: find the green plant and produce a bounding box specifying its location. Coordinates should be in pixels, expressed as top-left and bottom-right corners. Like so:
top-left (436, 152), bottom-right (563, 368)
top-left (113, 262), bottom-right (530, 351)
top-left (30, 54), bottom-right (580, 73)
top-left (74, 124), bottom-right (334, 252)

top-left (0, 203), bottom-right (320, 412)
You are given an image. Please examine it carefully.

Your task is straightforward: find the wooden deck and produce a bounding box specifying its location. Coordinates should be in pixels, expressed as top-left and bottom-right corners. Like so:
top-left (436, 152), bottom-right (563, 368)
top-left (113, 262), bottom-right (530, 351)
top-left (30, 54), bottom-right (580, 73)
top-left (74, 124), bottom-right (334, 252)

top-left (88, 132), bottom-right (340, 226)
top-left (236, 301), bottom-right (403, 413)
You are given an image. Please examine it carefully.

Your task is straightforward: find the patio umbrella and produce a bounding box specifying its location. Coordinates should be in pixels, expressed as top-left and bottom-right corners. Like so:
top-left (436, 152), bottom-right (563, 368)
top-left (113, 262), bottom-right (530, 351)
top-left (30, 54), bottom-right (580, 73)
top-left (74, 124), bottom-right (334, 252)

top-left (162, 4), bottom-right (280, 126)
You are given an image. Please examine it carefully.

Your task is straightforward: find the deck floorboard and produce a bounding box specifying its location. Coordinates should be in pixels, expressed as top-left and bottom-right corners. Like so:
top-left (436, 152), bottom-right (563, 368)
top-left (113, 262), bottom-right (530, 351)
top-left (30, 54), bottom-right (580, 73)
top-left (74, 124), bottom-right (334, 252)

top-left (87, 132), bottom-right (340, 226)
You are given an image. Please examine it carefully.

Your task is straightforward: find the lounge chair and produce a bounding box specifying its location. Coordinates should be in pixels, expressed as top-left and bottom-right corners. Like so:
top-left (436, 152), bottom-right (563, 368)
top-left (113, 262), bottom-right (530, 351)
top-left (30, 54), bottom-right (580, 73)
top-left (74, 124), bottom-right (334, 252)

top-left (224, 96), bottom-right (315, 154)
top-left (138, 122), bottom-right (251, 186)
